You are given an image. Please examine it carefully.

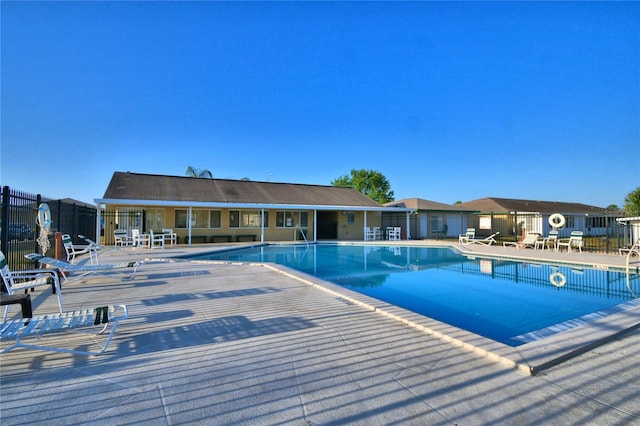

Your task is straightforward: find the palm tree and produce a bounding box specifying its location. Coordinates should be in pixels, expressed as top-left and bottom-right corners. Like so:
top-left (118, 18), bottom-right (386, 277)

top-left (185, 166), bottom-right (213, 178)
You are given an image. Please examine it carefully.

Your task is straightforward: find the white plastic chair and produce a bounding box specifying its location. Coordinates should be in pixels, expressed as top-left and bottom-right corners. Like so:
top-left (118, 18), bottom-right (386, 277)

top-left (62, 234), bottom-right (98, 264)
top-left (162, 229), bottom-right (177, 246)
top-left (459, 228), bottom-right (475, 243)
top-left (114, 229), bottom-right (134, 247)
top-left (388, 227), bottom-right (401, 241)
top-left (536, 230), bottom-right (559, 251)
top-left (557, 231), bottom-right (584, 253)
top-left (373, 227), bottom-right (383, 240)
top-left (149, 230), bottom-right (165, 249)
top-left (363, 227), bottom-right (375, 241)
top-left (132, 229), bottom-right (150, 248)
top-left (1, 250), bottom-right (63, 319)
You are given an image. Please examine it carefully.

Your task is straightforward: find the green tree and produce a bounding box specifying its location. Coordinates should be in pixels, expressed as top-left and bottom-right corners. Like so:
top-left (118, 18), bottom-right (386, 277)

top-left (185, 166), bottom-right (213, 178)
top-left (331, 169), bottom-right (394, 203)
top-left (624, 187), bottom-right (640, 216)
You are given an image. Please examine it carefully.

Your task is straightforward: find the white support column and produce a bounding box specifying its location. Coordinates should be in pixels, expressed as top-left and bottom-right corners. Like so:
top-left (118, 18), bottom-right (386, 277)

top-left (313, 209), bottom-right (317, 242)
top-left (406, 211), bottom-right (411, 240)
top-left (188, 206), bottom-right (192, 245)
top-left (96, 205), bottom-right (103, 247)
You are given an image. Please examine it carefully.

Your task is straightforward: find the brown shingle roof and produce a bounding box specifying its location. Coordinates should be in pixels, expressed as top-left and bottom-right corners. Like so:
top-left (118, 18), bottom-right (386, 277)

top-left (456, 197), bottom-right (606, 214)
top-left (102, 172), bottom-right (384, 208)
top-left (385, 198), bottom-right (476, 212)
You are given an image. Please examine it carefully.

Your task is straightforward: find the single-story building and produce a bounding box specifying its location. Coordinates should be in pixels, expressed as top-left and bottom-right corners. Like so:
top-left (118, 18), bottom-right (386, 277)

top-left (94, 172), bottom-right (413, 244)
top-left (384, 198), bottom-right (479, 240)
top-left (616, 216), bottom-right (640, 248)
top-left (456, 197), bottom-right (622, 238)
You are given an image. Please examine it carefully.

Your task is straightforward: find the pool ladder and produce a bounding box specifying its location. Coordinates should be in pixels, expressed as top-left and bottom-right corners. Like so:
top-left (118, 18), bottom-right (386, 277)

top-left (625, 239), bottom-right (640, 298)
top-left (297, 227), bottom-right (309, 247)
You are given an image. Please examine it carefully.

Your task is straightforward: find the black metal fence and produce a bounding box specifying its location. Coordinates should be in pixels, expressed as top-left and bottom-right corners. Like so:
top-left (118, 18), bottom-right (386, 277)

top-left (466, 212), bottom-right (629, 254)
top-left (0, 185), bottom-right (97, 274)
top-left (383, 210), bottom-right (629, 254)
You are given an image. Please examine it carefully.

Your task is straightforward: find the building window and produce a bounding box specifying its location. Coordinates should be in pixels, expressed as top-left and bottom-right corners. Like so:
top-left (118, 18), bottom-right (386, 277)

top-left (210, 210), bottom-right (221, 228)
top-left (146, 209), bottom-right (166, 229)
top-left (347, 213), bottom-right (355, 224)
top-left (276, 211), bottom-right (308, 228)
top-left (430, 214), bottom-right (443, 232)
top-left (586, 216), bottom-right (606, 228)
top-left (175, 209), bottom-right (221, 229)
top-left (479, 216), bottom-right (492, 230)
top-left (229, 210), bottom-right (268, 228)
top-left (175, 210), bottom-right (188, 229)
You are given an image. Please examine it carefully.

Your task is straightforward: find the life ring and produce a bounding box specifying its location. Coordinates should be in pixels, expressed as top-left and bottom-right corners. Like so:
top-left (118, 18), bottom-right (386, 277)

top-left (548, 213), bottom-right (565, 229)
top-left (36, 203), bottom-right (52, 231)
top-left (550, 272), bottom-right (566, 287)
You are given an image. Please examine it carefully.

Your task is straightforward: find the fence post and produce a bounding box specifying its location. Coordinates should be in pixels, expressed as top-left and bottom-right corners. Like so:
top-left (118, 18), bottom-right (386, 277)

top-left (1, 186), bottom-right (9, 255)
top-left (55, 232), bottom-right (63, 260)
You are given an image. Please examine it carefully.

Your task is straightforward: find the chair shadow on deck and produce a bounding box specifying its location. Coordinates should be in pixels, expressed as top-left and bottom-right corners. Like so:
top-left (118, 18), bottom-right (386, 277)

top-left (119, 315), bottom-right (316, 355)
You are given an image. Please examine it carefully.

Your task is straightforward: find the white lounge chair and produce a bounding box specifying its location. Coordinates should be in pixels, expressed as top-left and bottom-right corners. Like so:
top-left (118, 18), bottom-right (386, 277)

top-left (62, 234), bottom-right (98, 264)
top-left (469, 231), bottom-right (500, 245)
top-left (557, 231), bottom-right (584, 253)
top-left (459, 228), bottom-right (476, 244)
top-left (503, 232), bottom-right (540, 249)
top-left (1, 251), bottom-right (63, 319)
top-left (25, 253), bottom-right (143, 281)
top-left (0, 305), bottom-right (128, 355)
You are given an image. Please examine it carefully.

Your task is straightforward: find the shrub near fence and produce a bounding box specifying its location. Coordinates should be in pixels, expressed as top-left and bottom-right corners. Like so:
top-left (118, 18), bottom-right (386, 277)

top-left (0, 186), bottom-right (97, 279)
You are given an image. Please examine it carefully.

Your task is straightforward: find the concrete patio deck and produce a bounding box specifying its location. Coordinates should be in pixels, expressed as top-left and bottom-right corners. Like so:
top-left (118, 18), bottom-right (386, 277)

top-left (1, 241), bottom-right (639, 424)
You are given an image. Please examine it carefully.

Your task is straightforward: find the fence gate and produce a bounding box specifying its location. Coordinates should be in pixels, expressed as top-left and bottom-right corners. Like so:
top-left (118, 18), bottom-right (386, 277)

top-left (101, 209), bottom-right (146, 245)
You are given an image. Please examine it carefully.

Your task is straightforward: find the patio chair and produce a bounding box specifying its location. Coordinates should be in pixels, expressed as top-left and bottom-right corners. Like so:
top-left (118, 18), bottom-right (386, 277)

top-left (114, 229), bottom-right (134, 247)
top-left (25, 253), bottom-right (144, 281)
top-left (0, 304), bottom-right (128, 355)
top-left (503, 232), bottom-right (540, 249)
top-left (387, 227), bottom-right (401, 241)
top-left (557, 231), bottom-right (584, 253)
top-left (149, 230), bottom-right (165, 249)
top-left (535, 230), bottom-right (559, 251)
top-left (162, 228), bottom-right (177, 246)
top-left (1, 251), bottom-right (63, 319)
top-left (364, 227), bottom-right (375, 241)
top-left (373, 227), bottom-right (383, 240)
top-left (468, 231), bottom-right (500, 245)
top-left (132, 229), bottom-right (150, 248)
top-left (62, 234), bottom-right (98, 264)
top-left (459, 228), bottom-right (476, 243)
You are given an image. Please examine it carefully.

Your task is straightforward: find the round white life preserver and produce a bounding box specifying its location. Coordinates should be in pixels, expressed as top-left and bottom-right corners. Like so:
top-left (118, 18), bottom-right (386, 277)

top-left (36, 203), bottom-right (52, 231)
top-left (548, 213), bottom-right (566, 229)
top-left (550, 272), bottom-right (566, 287)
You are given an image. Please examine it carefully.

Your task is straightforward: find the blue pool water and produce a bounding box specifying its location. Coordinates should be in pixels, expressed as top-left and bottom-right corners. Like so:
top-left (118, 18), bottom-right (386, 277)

top-left (188, 244), bottom-right (640, 346)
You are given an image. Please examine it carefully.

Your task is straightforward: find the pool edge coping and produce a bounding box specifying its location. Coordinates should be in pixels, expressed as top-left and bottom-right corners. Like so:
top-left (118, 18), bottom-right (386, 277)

top-left (181, 241), bottom-right (640, 376)
top-left (259, 261), bottom-right (640, 376)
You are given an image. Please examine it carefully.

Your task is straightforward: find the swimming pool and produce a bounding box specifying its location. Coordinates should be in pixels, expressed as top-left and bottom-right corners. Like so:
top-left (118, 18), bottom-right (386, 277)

top-left (189, 244), bottom-right (640, 347)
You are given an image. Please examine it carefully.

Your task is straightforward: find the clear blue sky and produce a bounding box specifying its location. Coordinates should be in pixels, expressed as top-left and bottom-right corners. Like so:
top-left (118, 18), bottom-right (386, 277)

top-left (2, 1), bottom-right (638, 207)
